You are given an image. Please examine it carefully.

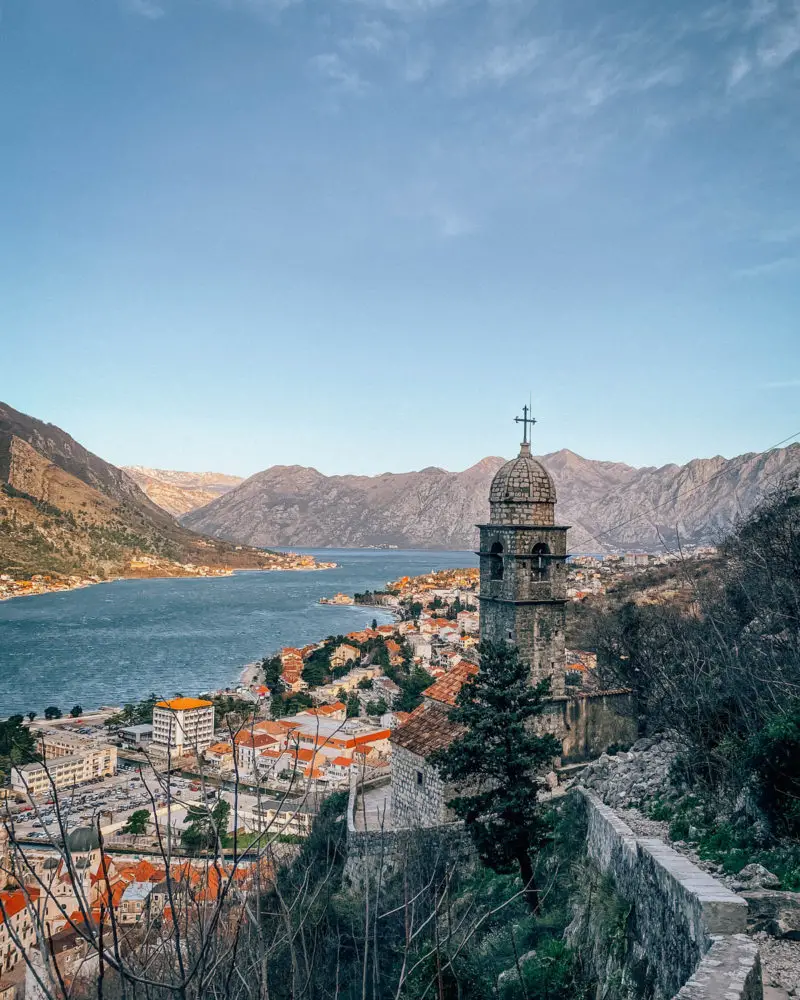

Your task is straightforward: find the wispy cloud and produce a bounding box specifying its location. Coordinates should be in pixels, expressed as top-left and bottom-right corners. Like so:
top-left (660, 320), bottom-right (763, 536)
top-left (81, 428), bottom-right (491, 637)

top-left (734, 256), bottom-right (800, 278)
top-left (124, 0), bottom-right (165, 18)
top-left (342, 18), bottom-right (396, 53)
top-left (345, 0), bottom-right (450, 13)
top-left (462, 38), bottom-right (545, 87)
top-left (403, 45), bottom-right (433, 82)
top-left (211, 0), bottom-right (303, 17)
top-left (309, 53), bottom-right (368, 95)
top-left (746, 0), bottom-right (778, 28)
top-left (757, 11), bottom-right (800, 68)
top-left (761, 221), bottom-right (800, 243)
top-left (394, 176), bottom-right (476, 238)
top-left (727, 52), bottom-right (751, 88)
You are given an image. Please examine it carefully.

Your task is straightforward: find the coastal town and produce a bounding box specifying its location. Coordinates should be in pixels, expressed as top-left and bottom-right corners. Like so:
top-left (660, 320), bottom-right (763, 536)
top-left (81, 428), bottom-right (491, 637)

top-left (0, 548), bottom-right (712, 841)
top-left (0, 432), bottom-right (793, 1000)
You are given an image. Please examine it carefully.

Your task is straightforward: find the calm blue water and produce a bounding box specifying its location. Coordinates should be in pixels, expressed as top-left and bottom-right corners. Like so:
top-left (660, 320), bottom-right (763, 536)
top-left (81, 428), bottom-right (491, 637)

top-left (0, 549), bottom-right (477, 716)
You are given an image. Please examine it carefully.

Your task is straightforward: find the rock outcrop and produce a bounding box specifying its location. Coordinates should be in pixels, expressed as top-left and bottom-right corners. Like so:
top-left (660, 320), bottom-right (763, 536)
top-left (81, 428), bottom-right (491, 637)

top-left (123, 467), bottom-right (243, 517)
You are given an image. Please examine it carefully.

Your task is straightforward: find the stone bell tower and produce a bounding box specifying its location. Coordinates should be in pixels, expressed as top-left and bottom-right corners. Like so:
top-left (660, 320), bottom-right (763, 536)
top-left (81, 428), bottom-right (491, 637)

top-left (478, 408), bottom-right (568, 696)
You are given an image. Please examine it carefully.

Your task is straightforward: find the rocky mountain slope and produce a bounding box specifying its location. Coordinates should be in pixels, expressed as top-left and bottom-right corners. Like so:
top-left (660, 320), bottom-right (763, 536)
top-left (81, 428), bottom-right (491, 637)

top-left (181, 444), bottom-right (800, 552)
top-left (123, 467), bottom-right (243, 517)
top-left (0, 401), bottom-right (299, 579)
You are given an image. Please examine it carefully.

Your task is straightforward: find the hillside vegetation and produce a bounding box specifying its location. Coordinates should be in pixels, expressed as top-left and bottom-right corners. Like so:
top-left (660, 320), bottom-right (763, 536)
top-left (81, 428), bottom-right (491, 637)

top-left (588, 479), bottom-right (800, 879)
top-left (0, 401), bottom-right (292, 579)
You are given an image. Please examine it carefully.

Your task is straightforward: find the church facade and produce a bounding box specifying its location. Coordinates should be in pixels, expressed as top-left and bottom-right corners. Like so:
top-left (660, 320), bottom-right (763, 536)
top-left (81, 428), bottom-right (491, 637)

top-left (390, 415), bottom-right (636, 829)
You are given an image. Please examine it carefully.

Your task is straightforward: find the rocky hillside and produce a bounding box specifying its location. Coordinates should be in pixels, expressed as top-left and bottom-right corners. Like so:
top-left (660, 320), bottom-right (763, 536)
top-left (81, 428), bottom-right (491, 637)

top-left (123, 467), bottom-right (243, 517)
top-left (181, 444), bottom-right (800, 552)
top-left (0, 401), bottom-right (303, 579)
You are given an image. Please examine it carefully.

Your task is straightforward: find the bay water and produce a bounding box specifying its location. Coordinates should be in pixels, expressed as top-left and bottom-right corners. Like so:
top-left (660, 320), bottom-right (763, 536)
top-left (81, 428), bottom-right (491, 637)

top-left (0, 549), bottom-right (476, 716)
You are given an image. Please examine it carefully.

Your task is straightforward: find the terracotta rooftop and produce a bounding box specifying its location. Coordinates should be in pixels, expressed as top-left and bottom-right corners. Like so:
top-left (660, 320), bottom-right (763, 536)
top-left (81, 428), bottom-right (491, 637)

top-left (155, 697), bottom-right (213, 711)
top-left (390, 704), bottom-right (464, 757)
top-left (234, 731), bottom-right (278, 748)
top-left (423, 661), bottom-right (478, 707)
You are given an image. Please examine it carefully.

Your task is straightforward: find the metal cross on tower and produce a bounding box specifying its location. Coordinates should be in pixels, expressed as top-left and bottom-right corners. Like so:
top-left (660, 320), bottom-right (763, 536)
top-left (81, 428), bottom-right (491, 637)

top-left (514, 405), bottom-right (537, 444)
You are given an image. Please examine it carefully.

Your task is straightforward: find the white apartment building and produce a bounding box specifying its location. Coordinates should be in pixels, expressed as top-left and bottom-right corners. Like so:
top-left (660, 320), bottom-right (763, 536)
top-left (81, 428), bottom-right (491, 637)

top-left (152, 698), bottom-right (215, 755)
top-left (0, 888), bottom-right (38, 979)
top-left (11, 730), bottom-right (117, 796)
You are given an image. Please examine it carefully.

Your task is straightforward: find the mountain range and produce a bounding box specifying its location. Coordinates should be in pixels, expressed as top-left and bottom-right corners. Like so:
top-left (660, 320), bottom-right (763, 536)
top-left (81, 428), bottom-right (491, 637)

top-left (123, 467), bottom-right (243, 517)
top-left (0, 402), bottom-right (287, 579)
top-left (180, 445), bottom-right (800, 553)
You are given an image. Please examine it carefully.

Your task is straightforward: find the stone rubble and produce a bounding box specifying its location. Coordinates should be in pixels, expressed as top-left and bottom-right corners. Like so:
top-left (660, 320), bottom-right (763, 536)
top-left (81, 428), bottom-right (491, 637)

top-left (573, 736), bottom-right (800, 995)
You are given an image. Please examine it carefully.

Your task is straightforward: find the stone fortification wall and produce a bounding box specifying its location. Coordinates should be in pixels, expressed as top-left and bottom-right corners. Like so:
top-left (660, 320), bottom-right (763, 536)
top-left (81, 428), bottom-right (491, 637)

top-left (559, 690), bottom-right (638, 762)
top-left (575, 788), bottom-right (761, 1000)
top-left (390, 744), bottom-right (455, 829)
top-left (345, 771), bottom-right (472, 883)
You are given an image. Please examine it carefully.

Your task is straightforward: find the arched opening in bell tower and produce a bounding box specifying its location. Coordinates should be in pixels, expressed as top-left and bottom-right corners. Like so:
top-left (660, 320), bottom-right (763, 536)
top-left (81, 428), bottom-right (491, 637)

top-left (531, 542), bottom-right (550, 581)
top-left (489, 541), bottom-right (504, 580)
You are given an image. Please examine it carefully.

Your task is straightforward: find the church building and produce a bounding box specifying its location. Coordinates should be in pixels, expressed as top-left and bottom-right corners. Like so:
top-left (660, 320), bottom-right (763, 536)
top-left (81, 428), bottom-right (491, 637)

top-left (390, 411), bottom-right (636, 829)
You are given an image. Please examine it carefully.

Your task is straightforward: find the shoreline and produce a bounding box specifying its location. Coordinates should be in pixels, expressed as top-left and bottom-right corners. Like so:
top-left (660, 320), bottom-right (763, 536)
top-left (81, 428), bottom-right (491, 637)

top-left (0, 560), bottom-right (337, 604)
top-left (235, 601), bottom-right (396, 695)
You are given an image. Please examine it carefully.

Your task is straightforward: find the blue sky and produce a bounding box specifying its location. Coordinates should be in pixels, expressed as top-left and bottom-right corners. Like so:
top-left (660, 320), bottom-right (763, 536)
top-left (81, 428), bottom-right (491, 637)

top-left (1, 0), bottom-right (799, 477)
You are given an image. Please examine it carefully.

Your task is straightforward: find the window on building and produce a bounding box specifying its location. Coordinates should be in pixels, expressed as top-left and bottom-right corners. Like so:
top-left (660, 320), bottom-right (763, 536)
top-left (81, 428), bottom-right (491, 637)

top-left (489, 541), bottom-right (504, 580)
top-left (416, 770), bottom-right (424, 786)
top-left (531, 543), bottom-right (550, 581)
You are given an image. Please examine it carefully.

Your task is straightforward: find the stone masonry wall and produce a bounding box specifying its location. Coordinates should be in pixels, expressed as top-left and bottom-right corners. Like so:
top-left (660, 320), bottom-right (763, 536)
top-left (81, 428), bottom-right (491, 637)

top-left (575, 788), bottom-right (761, 1000)
top-left (560, 691), bottom-right (638, 762)
top-left (480, 600), bottom-right (567, 694)
top-left (345, 771), bottom-right (473, 884)
top-left (390, 744), bottom-right (454, 829)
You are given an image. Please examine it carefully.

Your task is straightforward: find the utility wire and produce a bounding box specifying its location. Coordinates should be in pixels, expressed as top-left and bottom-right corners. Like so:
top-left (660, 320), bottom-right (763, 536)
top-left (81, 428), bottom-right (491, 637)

top-left (572, 427), bottom-right (800, 552)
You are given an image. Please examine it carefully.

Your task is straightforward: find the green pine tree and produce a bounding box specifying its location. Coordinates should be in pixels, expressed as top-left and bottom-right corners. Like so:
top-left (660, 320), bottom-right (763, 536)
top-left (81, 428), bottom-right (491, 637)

top-left (430, 640), bottom-right (561, 913)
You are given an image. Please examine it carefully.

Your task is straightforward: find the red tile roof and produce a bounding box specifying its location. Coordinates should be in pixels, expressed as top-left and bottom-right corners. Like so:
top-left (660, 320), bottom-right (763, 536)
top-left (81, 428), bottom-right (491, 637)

top-left (390, 705), bottom-right (464, 757)
top-left (0, 888), bottom-right (39, 924)
top-left (423, 662), bottom-right (478, 707)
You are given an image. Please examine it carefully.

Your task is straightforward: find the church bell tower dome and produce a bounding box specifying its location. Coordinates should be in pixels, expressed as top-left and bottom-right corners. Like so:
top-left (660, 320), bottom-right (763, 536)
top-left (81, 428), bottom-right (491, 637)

top-left (489, 441), bottom-right (556, 525)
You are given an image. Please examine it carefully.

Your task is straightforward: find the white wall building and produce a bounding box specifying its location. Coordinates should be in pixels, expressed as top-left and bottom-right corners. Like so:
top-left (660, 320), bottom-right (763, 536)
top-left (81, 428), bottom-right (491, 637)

top-left (11, 730), bottom-right (117, 796)
top-left (152, 698), bottom-right (214, 755)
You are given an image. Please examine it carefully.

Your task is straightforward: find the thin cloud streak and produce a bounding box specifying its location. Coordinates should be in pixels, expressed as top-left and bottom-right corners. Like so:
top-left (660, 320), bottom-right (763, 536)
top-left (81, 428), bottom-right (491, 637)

top-left (734, 256), bottom-right (800, 278)
top-left (124, 0), bottom-right (165, 18)
top-left (309, 52), bottom-right (369, 94)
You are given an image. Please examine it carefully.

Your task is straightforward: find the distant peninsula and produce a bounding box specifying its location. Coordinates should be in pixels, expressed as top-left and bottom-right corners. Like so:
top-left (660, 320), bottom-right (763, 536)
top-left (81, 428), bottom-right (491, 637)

top-left (0, 400), bottom-right (333, 598)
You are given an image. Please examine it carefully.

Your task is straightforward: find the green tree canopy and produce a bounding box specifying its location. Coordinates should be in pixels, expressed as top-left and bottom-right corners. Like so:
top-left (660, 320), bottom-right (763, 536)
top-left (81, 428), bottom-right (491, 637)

top-left (373, 642), bottom-right (390, 668)
top-left (181, 798), bottom-right (231, 852)
top-left (302, 656), bottom-right (329, 688)
top-left (43, 706), bottom-right (61, 720)
top-left (262, 655), bottom-right (283, 689)
top-left (273, 691), bottom-right (313, 718)
top-left (0, 716), bottom-right (38, 771)
top-left (123, 809), bottom-right (150, 837)
top-left (346, 693), bottom-right (360, 718)
top-left (430, 640), bottom-right (561, 913)
top-left (395, 666), bottom-right (434, 713)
